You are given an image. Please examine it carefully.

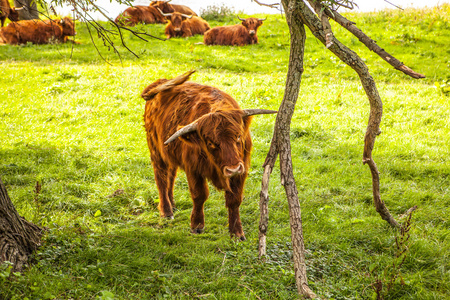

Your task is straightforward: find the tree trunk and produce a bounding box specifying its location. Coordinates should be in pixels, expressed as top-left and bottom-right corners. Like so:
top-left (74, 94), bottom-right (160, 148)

top-left (0, 177), bottom-right (43, 272)
top-left (13, 0), bottom-right (39, 20)
top-left (258, 0), bottom-right (316, 298)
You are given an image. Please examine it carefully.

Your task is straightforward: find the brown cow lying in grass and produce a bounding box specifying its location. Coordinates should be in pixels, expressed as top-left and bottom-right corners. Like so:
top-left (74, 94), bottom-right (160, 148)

top-left (0, 17), bottom-right (77, 45)
top-left (0, 0), bottom-right (20, 27)
top-left (141, 70), bottom-right (276, 240)
top-left (204, 16), bottom-right (266, 46)
top-left (114, 5), bottom-right (166, 26)
top-left (157, 9), bottom-right (210, 39)
top-left (150, 0), bottom-right (197, 16)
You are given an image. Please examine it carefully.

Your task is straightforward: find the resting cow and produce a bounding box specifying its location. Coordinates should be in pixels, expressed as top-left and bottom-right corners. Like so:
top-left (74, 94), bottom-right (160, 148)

top-left (204, 16), bottom-right (266, 46)
top-left (158, 9), bottom-right (210, 39)
top-left (141, 71), bottom-right (276, 240)
top-left (151, 0), bottom-right (197, 16)
top-left (0, 17), bottom-right (76, 45)
top-left (0, 0), bottom-right (21, 27)
top-left (114, 5), bottom-right (166, 26)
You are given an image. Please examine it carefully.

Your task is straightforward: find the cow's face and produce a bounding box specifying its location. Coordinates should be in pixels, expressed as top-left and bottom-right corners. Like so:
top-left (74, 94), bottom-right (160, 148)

top-left (60, 18), bottom-right (76, 36)
top-left (180, 111), bottom-right (249, 179)
top-left (151, 1), bottom-right (175, 13)
top-left (241, 18), bottom-right (264, 36)
top-left (9, 8), bottom-right (19, 22)
top-left (198, 112), bottom-right (247, 178)
top-left (169, 12), bottom-right (189, 32)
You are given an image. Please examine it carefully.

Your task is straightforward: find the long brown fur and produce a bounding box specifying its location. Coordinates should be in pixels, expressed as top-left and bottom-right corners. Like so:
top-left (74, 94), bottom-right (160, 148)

top-left (142, 71), bottom-right (254, 240)
top-left (0, 17), bottom-right (76, 45)
top-left (150, 1), bottom-right (197, 16)
top-left (204, 18), bottom-right (264, 46)
top-left (0, 0), bottom-right (19, 27)
top-left (114, 5), bottom-right (166, 26)
top-left (164, 12), bottom-right (210, 39)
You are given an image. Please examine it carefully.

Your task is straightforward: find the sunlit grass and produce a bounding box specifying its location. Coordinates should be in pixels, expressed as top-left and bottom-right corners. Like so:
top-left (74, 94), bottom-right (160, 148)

top-left (1, 4), bottom-right (449, 299)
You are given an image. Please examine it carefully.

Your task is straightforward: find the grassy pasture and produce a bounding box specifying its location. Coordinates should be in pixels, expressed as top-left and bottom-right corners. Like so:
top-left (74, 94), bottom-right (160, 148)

top-left (1, 5), bottom-right (449, 299)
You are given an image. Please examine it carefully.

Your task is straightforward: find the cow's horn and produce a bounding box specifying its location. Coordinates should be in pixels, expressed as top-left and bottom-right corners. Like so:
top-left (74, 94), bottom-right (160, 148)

top-left (237, 15), bottom-right (246, 21)
top-left (165, 0), bottom-right (172, 2)
top-left (181, 13), bottom-right (193, 19)
top-left (242, 109), bottom-right (277, 116)
top-left (156, 7), bottom-right (172, 17)
top-left (258, 17), bottom-right (267, 21)
top-left (14, 6), bottom-right (25, 10)
top-left (164, 122), bottom-right (198, 145)
top-left (142, 70), bottom-right (195, 101)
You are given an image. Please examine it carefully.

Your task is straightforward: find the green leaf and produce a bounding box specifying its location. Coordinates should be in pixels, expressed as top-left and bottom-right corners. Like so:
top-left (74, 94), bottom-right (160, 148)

top-left (98, 290), bottom-right (115, 300)
top-left (94, 210), bottom-right (102, 217)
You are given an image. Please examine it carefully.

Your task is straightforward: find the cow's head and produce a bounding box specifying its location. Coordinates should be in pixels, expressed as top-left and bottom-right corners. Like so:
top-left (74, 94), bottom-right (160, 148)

top-left (157, 9), bottom-right (192, 32)
top-left (151, 0), bottom-right (175, 14)
top-left (60, 17), bottom-right (76, 36)
top-left (8, 7), bottom-right (20, 22)
top-left (165, 109), bottom-right (276, 179)
top-left (237, 16), bottom-right (266, 36)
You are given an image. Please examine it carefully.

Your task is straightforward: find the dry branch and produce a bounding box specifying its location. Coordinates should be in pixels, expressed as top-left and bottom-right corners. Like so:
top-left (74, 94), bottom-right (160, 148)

top-left (307, 0), bottom-right (334, 47)
top-left (322, 5), bottom-right (425, 79)
top-left (252, 0), bottom-right (281, 9)
top-left (293, 0), bottom-right (403, 228)
top-left (257, 0), bottom-right (317, 297)
top-left (258, 165), bottom-right (272, 258)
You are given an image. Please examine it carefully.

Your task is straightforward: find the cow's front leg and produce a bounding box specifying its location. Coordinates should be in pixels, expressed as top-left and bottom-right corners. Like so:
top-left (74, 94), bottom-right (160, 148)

top-left (225, 175), bottom-right (246, 240)
top-left (181, 27), bottom-right (192, 38)
top-left (187, 173), bottom-right (209, 234)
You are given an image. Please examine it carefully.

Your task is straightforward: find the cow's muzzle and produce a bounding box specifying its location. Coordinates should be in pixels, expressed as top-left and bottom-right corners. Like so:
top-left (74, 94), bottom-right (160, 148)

top-left (249, 30), bottom-right (256, 35)
top-left (223, 163), bottom-right (245, 178)
top-left (174, 28), bottom-right (181, 32)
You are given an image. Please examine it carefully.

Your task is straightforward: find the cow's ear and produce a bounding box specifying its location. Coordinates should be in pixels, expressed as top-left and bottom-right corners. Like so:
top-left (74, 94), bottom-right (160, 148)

top-left (178, 131), bottom-right (201, 146)
top-left (242, 115), bottom-right (253, 132)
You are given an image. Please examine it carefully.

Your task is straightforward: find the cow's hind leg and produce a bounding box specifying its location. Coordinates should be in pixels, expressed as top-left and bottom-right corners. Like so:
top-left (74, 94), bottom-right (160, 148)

top-left (151, 157), bottom-right (174, 219)
top-left (225, 175), bottom-right (246, 240)
top-left (167, 166), bottom-right (177, 207)
top-left (187, 174), bottom-right (209, 234)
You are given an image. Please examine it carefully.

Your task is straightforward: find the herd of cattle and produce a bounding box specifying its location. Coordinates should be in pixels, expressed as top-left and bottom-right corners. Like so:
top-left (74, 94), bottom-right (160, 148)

top-left (0, 0), bottom-right (266, 46)
top-left (1, 0), bottom-right (274, 239)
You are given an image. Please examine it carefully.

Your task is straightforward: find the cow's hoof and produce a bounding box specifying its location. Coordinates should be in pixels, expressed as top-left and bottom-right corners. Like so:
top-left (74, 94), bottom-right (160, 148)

top-left (231, 234), bottom-right (246, 241)
top-left (191, 228), bottom-right (204, 234)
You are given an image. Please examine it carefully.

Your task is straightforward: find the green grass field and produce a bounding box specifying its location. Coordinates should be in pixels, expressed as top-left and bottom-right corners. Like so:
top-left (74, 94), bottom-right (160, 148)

top-left (1, 4), bottom-right (449, 299)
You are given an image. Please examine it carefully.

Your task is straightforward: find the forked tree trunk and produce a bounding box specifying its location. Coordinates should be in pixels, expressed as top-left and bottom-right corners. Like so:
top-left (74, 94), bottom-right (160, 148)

top-left (0, 177), bottom-right (43, 272)
top-left (258, 0), bottom-right (422, 298)
top-left (258, 0), bottom-right (316, 298)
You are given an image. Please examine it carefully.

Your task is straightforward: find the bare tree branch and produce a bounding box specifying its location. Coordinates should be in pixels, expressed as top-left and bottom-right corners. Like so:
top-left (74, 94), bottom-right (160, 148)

top-left (307, 0), bottom-right (334, 47)
top-left (384, 0), bottom-right (404, 10)
top-left (297, 0), bottom-right (402, 228)
top-left (252, 0), bottom-right (281, 9)
top-left (321, 4), bottom-right (425, 78)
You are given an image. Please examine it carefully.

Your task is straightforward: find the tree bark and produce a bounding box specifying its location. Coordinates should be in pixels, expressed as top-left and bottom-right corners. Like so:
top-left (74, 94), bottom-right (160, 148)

top-left (13, 0), bottom-right (39, 20)
top-left (0, 177), bottom-right (43, 272)
top-left (258, 0), bottom-right (316, 298)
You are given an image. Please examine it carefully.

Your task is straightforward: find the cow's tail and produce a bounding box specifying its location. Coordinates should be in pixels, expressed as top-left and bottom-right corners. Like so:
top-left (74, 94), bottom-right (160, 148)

top-left (141, 70), bottom-right (195, 101)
